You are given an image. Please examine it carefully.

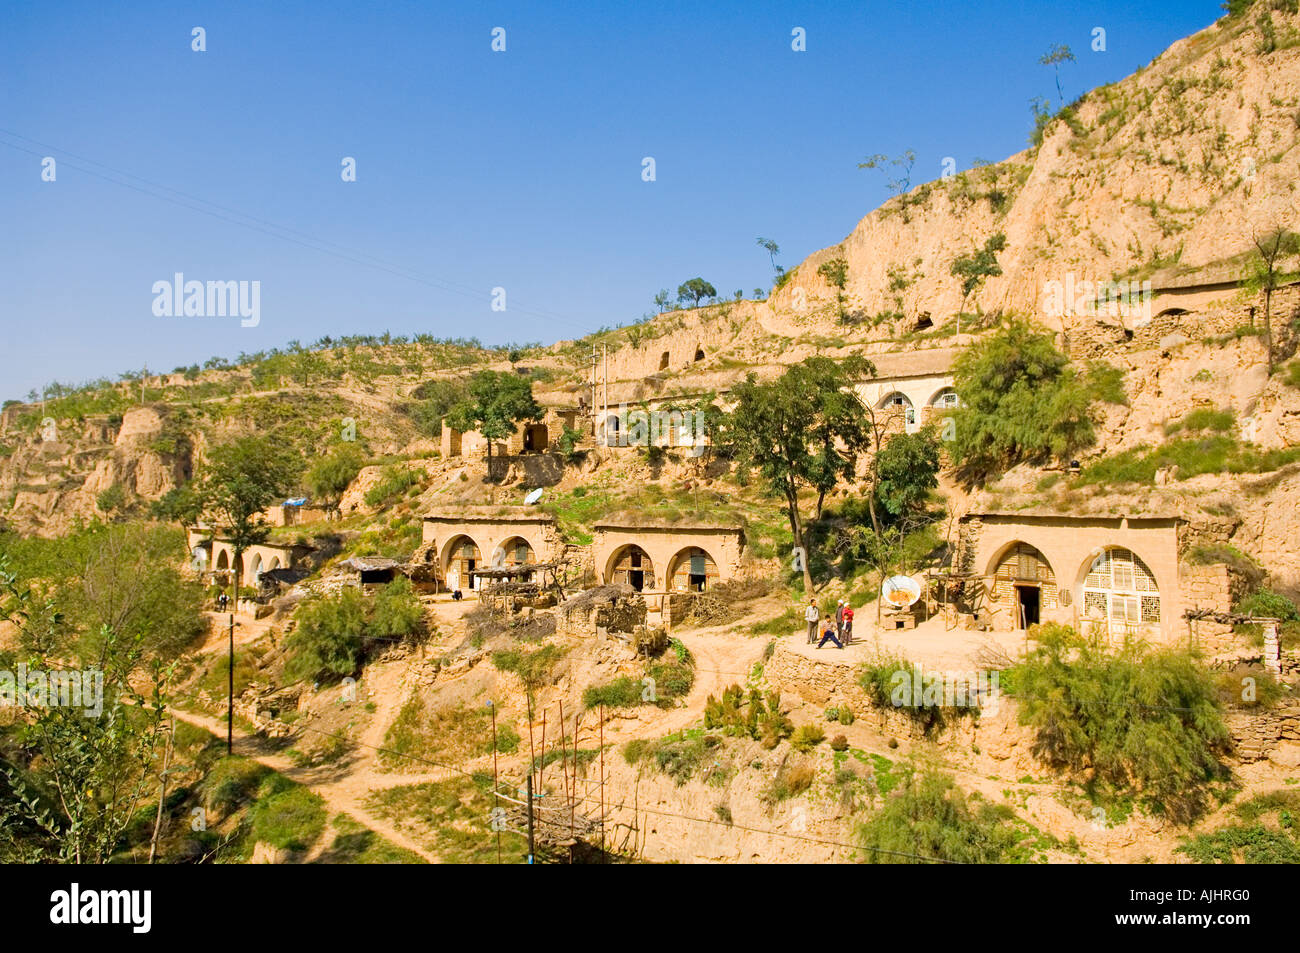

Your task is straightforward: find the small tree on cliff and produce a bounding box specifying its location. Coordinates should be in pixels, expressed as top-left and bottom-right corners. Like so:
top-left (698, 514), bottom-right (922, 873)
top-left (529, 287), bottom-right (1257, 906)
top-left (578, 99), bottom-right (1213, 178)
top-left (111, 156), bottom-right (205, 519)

top-left (676, 278), bottom-right (717, 309)
top-left (817, 257), bottom-right (850, 322)
top-left (1243, 226), bottom-right (1300, 375)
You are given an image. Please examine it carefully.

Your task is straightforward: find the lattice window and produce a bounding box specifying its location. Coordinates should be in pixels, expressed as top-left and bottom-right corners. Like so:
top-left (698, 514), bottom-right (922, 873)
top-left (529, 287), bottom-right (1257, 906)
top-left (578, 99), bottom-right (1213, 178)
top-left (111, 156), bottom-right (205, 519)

top-left (1084, 547), bottom-right (1160, 630)
top-left (1084, 590), bottom-right (1108, 618)
top-left (1141, 595), bottom-right (1161, 623)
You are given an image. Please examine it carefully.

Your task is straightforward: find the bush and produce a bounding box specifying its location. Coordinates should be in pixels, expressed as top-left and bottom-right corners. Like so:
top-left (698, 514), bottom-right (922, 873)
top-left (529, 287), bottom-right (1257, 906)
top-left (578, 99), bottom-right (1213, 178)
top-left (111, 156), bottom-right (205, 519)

top-left (765, 759), bottom-right (816, 802)
top-left (582, 676), bottom-right (644, 710)
top-left (369, 576), bottom-right (427, 643)
top-left (491, 643), bottom-right (567, 691)
top-left (1006, 623), bottom-right (1229, 821)
top-left (1234, 588), bottom-right (1299, 622)
top-left (857, 765), bottom-right (1026, 863)
top-left (283, 587), bottom-right (368, 682)
top-left (364, 466), bottom-right (420, 507)
top-left (830, 734), bottom-right (849, 752)
top-left (790, 724), bottom-right (826, 752)
top-left (306, 445), bottom-right (365, 502)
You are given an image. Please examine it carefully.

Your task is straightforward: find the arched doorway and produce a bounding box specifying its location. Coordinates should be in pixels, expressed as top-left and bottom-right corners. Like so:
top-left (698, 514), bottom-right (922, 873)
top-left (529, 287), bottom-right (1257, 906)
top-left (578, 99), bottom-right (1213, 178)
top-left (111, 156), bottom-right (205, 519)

top-left (659, 351), bottom-right (670, 370)
top-left (878, 391), bottom-right (917, 431)
top-left (668, 547), bottom-right (718, 592)
top-left (1082, 547), bottom-right (1161, 640)
top-left (249, 553), bottom-right (264, 584)
top-left (988, 542), bottom-right (1057, 629)
top-left (608, 545), bottom-right (655, 591)
top-left (215, 549), bottom-right (229, 572)
top-left (444, 535), bottom-right (482, 591)
top-left (693, 347), bottom-right (705, 362)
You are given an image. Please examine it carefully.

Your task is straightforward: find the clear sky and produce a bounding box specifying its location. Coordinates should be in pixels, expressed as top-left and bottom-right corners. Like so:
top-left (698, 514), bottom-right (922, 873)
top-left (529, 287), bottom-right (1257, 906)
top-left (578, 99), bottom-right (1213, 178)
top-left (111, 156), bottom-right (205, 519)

top-left (1, 0), bottom-right (1225, 401)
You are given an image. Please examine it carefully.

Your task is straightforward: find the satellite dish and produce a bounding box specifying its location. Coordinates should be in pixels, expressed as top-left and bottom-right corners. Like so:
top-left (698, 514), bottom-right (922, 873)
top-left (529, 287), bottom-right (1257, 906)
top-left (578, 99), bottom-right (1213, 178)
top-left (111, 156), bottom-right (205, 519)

top-left (523, 488), bottom-right (544, 505)
top-left (881, 575), bottom-right (922, 609)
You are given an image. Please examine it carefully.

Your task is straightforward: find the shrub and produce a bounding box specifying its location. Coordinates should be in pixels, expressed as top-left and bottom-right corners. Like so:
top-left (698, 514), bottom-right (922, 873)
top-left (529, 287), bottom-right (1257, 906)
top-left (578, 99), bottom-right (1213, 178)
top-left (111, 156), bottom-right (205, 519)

top-left (1234, 588), bottom-right (1299, 622)
top-left (1006, 623), bottom-right (1229, 821)
top-left (283, 587), bottom-right (368, 683)
top-left (790, 724), bottom-right (826, 752)
top-left (857, 765), bottom-right (1026, 863)
top-left (830, 734), bottom-right (849, 752)
top-left (491, 643), bottom-right (567, 691)
top-left (765, 759), bottom-right (816, 802)
top-left (364, 466), bottom-right (420, 507)
top-left (582, 676), bottom-right (644, 710)
top-left (369, 576), bottom-right (427, 643)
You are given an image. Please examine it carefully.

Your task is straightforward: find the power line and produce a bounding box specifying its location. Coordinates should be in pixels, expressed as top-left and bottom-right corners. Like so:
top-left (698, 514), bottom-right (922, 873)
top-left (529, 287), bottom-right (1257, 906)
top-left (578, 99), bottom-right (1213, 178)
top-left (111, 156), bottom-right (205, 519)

top-left (0, 130), bottom-right (592, 331)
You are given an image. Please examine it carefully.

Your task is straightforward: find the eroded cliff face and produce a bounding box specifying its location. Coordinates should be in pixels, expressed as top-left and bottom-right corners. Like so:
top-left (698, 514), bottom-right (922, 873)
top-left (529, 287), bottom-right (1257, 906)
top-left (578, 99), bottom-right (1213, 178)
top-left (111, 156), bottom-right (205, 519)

top-left (766, 9), bottom-right (1300, 333)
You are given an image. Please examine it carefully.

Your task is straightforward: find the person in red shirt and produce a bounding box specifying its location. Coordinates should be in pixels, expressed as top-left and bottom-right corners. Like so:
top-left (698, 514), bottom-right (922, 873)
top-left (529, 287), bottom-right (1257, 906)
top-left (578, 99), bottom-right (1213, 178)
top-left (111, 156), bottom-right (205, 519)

top-left (841, 604), bottom-right (854, 644)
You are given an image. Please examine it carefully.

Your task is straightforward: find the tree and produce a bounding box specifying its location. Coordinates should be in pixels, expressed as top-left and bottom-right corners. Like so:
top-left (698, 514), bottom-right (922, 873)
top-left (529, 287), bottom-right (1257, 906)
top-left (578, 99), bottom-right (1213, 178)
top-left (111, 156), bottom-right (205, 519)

top-left (305, 444), bottom-right (366, 506)
top-left (1243, 227), bottom-right (1300, 374)
top-left (1039, 44), bottom-right (1076, 106)
top-left (282, 587), bottom-right (367, 683)
top-left (95, 483), bottom-right (127, 516)
top-left (676, 278), bottom-right (717, 309)
top-left (653, 288), bottom-right (673, 313)
top-left (150, 484), bottom-right (203, 525)
top-left (446, 370), bottom-right (542, 476)
top-left (858, 149), bottom-right (917, 197)
top-left (817, 258), bottom-right (850, 322)
top-left (200, 436), bottom-right (301, 601)
top-left (722, 356), bottom-right (874, 594)
top-left (948, 320), bottom-right (1124, 485)
top-left (950, 232), bottom-right (1007, 330)
top-left (874, 430), bottom-right (941, 524)
top-left (756, 238), bottom-right (783, 278)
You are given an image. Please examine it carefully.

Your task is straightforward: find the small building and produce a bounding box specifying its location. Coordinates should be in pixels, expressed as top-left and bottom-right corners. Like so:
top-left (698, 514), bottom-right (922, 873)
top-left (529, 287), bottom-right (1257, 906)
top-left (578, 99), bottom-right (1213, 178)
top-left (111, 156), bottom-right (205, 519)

top-left (850, 349), bottom-right (959, 436)
top-left (953, 511), bottom-right (1234, 645)
top-left (440, 407), bottom-right (582, 459)
top-left (185, 527), bottom-right (314, 587)
top-left (592, 522), bottom-right (745, 594)
top-left (420, 507), bottom-right (565, 591)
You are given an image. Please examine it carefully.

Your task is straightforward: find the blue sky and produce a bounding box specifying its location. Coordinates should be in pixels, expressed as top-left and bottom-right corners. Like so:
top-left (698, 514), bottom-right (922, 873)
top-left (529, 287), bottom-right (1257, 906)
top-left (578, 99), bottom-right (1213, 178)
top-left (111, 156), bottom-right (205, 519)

top-left (1, 0), bottom-right (1224, 401)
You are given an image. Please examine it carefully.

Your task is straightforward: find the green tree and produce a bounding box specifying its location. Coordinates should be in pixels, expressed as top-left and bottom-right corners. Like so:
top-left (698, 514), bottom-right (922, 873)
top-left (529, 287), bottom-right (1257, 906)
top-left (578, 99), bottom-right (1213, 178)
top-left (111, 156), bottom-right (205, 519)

top-left (950, 232), bottom-right (1007, 329)
top-left (369, 576), bottom-right (427, 644)
top-left (283, 587), bottom-right (368, 683)
top-left (653, 288), bottom-right (673, 312)
top-left (1039, 43), bottom-right (1076, 106)
top-left (874, 429), bottom-right (941, 523)
top-left (200, 436), bottom-right (302, 601)
top-left (305, 443), bottom-right (366, 506)
top-left (817, 258), bottom-right (850, 322)
top-left (446, 370), bottom-right (543, 476)
top-left (1242, 226), bottom-right (1300, 374)
top-left (857, 149), bottom-right (917, 197)
top-left (150, 484), bottom-right (203, 525)
top-left (95, 483), bottom-right (127, 516)
top-left (756, 238), bottom-right (783, 278)
top-left (948, 320), bottom-right (1123, 484)
top-left (722, 356), bottom-right (874, 594)
top-left (676, 278), bottom-right (717, 309)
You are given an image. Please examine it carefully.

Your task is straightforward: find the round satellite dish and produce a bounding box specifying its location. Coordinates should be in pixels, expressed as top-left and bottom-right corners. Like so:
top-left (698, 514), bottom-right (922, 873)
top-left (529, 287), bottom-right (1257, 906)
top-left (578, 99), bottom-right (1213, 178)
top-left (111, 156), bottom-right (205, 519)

top-left (881, 575), bottom-right (921, 609)
top-left (523, 488), bottom-right (544, 505)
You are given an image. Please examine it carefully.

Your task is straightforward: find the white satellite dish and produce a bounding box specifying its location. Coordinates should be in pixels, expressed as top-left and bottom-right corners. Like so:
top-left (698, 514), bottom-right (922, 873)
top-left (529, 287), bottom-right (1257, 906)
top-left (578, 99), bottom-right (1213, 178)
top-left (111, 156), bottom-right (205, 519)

top-left (523, 488), bottom-right (544, 505)
top-left (881, 575), bottom-right (922, 609)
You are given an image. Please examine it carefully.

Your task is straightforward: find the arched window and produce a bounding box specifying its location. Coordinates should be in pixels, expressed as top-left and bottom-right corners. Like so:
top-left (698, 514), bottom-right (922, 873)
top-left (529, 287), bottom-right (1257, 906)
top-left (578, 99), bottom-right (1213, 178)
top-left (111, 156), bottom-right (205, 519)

top-left (1082, 547), bottom-right (1160, 637)
top-left (669, 547), bottom-right (718, 592)
top-left (931, 387), bottom-right (960, 409)
top-left (879, 391), bottom-right (916, 428)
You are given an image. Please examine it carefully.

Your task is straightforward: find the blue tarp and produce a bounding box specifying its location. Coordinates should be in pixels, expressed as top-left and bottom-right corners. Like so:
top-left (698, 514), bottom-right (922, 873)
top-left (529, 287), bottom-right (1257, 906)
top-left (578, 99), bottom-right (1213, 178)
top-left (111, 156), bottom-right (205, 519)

top-left (284, 498), bottom-right (308, 507)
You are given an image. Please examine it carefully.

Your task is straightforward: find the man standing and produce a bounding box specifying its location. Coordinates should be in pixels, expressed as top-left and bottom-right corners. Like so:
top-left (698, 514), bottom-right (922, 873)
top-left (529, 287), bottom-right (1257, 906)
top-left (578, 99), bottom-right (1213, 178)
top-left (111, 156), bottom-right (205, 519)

top-left (835, 600), bottom-right (845, 638)
top-left (804, 598), bottom-right (820, 644)
top-left (841, 604), bottom-right (854, 645)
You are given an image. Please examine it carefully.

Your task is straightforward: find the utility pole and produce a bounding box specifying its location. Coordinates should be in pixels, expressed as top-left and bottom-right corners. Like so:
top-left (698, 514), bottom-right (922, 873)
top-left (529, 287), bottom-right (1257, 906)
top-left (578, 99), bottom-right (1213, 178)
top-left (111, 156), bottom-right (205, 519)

top-left (525, 773), bottom-right (535, 865)
top-left (227, 612), bottom-right (235, 754)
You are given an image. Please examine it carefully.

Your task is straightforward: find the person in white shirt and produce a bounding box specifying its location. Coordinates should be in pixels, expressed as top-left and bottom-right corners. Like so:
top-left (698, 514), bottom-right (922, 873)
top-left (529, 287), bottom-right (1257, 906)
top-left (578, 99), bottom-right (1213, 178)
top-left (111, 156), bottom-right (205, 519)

top-left (804, 598), bottom-right (820, 644)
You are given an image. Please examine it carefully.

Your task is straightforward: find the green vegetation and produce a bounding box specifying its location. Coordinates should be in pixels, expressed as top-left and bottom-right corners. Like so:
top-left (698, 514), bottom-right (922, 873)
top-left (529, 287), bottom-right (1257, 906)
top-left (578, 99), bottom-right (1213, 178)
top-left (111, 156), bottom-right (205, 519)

top-left (1177, 790), bottom-right (1300, 864)
top-left (703, 684), bottom-right (793, 749)
top-left (1006, 623), bottom-right (1229, 821)
top-left (363, 465), bottom-right (421, 507)
top-left (491, 643), bottom-right (568, 691)
top-left (283, 579), bottom-right (426, 683)
top-left (380, 696), bottom-right (507, 766)
top-left (857, 765), bottom-right (1036, 864)
top-left (366, 776), bottom-right (528, 863)
top-left (950, 232), bottom-right (1007, 319)
top-left (306, 443), bottom-right (366, 504)
top-left (948, 320), bottom-right (1126, 484)
top-left (446, 370), bottom-right (542, 473)
top-left (1079, 434), bottom-right (1300, 486)
top-left (624, 732), bottom-right (725, 786)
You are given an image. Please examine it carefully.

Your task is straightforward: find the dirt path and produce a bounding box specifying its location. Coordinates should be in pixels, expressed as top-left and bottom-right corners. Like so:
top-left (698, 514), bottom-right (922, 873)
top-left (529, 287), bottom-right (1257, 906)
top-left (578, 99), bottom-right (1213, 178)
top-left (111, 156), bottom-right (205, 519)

top-left (168, 706), bottom-right (445, 863)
